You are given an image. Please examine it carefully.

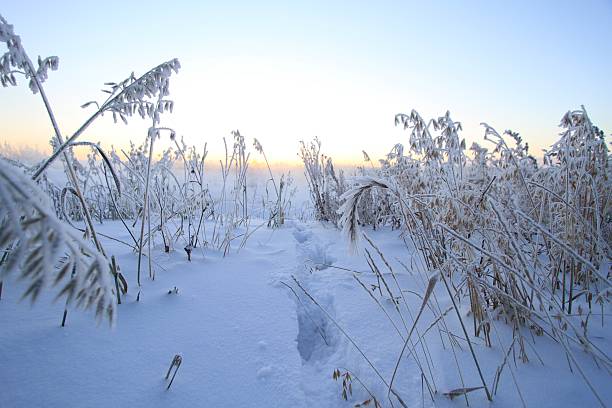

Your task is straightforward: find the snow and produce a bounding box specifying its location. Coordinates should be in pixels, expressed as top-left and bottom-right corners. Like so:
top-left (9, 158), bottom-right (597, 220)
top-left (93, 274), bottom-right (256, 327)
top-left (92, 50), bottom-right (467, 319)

top-left (0, 220), bottom-right (610, 407)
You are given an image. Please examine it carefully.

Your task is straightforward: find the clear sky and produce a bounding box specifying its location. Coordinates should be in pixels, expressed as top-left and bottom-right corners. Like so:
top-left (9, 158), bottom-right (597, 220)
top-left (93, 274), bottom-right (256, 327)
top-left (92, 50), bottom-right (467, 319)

top-left (1, 0), bottom-right (611, 164)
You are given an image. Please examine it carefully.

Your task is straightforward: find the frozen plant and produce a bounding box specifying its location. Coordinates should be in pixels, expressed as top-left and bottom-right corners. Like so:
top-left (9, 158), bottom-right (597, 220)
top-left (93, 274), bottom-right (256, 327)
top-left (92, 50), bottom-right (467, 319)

top-left (334, 107), bottom-right (611, 406)
top-left (1, 13), bottom-right (183, 312)
top-left (299, 137), bottom-right (346, 224)
top-left (164, 354), bottom-right (183, 390)
top-left (253, 138), bottom-right (295, 227)
top-left (0, 159), bottom-right (115, 323)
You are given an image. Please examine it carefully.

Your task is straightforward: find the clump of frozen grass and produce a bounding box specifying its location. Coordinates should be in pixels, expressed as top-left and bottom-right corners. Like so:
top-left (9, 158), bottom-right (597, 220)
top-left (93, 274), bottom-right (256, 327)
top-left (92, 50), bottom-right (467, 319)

top-left (208, 131), bottom-right (250, 255)
top-left (3, 14), bottom-right (287, 293)
top-left (68, 129), bottom-right (271, 274)
top-left (330, 107), bottom-right (611, 406)
top-left (253, 138), bottom-right (295, 228)
top-left (299, 137), bottom-right (347, 224)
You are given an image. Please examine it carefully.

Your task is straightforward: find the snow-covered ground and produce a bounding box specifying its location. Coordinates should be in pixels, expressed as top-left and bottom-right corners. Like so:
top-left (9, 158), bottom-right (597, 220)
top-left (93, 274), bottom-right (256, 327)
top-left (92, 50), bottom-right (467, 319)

top-left (0, 221), bottom-right (610, 407)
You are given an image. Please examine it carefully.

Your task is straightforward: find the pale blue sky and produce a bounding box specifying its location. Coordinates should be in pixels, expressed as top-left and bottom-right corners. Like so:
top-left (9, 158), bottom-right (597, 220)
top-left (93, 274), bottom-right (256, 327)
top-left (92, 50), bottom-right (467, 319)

top-left (1, 0), bottom-right (611, 163)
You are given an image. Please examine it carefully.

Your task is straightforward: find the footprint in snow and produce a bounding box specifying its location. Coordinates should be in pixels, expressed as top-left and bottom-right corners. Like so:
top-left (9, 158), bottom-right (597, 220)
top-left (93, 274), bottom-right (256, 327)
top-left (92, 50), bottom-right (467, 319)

top-left (292, 227), bottom-right (313, 244)
top-left (256, 365), bottom-right (274, 379)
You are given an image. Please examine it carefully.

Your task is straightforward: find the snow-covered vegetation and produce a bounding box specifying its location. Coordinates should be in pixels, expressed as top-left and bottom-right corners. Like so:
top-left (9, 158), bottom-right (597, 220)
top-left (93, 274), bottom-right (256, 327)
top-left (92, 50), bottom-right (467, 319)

top-left (333, 108), bottom-right (611, 406)
top-left (1, 13), bottom-right (610, 408)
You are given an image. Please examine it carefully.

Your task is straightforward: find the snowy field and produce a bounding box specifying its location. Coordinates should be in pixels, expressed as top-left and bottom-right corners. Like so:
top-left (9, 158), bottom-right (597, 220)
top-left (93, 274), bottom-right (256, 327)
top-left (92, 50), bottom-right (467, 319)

top-left (1, 10), bottom-right (610, 407)
top-left (1, 220), bottom-right (609, 408)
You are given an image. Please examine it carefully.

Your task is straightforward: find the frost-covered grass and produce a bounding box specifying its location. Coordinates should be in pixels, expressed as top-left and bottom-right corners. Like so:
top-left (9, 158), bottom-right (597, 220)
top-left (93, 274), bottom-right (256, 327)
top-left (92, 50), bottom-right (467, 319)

top-left (0, 12), bottom-right (296, 308)
top-left (324, 108), bottom-right (611, 406)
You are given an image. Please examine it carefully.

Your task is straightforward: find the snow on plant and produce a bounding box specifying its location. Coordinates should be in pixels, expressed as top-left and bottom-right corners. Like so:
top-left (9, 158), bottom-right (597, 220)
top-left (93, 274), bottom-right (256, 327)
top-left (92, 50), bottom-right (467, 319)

top-left (33, 58), bottom-right (180, 179)
top-left (3, 11), bottom-right (283, 284)
top-left (537, 108), bottom-right (611, 313)
top-left (0, 160), bottom-right (115, 322)
top-left (1, 13), bottom-right (107, 261)
top-left (1, 13), bottom-right (184, 314)
top-left (208, 130), bottom-right (255, 256)
top-left (171, 135), bottom-right (210, 256)
top-left (329, 107), bottom-right (611, 406)
top-left (299, 137), bottom-right (347, 223)
top-left (253, 138), bottom-right (295, 228)
top-left (136, 126), bottom-right (176, 288)
top-left (0, 15), bottom-right (58, 92)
